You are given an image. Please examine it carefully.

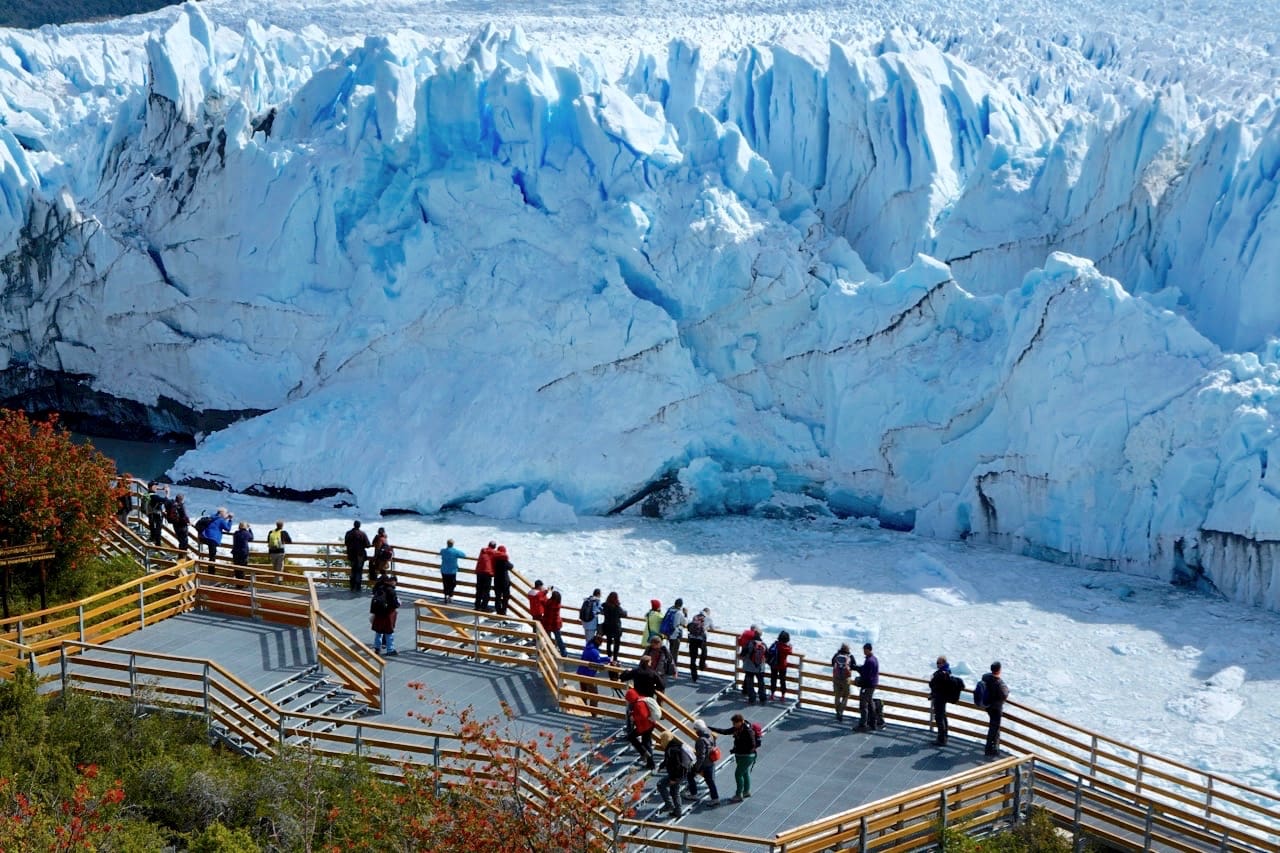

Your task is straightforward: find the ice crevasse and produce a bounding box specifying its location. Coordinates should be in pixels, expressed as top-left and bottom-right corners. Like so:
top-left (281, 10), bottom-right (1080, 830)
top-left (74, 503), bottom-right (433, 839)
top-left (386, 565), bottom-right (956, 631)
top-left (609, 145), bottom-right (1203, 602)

top-left (1, 6), bottom-right (1279, 611)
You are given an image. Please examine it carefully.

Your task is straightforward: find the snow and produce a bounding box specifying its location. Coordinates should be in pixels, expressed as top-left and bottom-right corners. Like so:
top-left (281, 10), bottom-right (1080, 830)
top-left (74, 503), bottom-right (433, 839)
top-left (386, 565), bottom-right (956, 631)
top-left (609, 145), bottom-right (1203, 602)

top-left (170, 484), bottom-right (1280, 797)
top-left (2, 0), bottom-right (1280, 792)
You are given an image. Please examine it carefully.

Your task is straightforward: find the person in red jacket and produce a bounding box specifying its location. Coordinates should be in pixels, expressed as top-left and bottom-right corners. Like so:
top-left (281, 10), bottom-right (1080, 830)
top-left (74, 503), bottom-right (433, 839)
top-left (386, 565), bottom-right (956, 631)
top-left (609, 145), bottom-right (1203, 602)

top-left (540, 589), bottom-right (567, 655)
top-left (527, 579), bottom-right (550, 621)
top-left (736, 624), bottom-right (758, 696)
top-left (624, 687), bottom-right (657, 769)
top-left (767, 630), bottom-right (794, 701)
top-left (473, 541), bottom-right (497, 612)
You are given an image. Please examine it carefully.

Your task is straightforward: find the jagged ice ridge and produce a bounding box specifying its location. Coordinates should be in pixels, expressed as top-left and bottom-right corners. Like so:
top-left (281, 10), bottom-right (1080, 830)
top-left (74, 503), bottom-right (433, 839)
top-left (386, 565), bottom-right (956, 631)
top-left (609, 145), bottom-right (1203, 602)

top-left (2, 3), bottom-right (1280, 612)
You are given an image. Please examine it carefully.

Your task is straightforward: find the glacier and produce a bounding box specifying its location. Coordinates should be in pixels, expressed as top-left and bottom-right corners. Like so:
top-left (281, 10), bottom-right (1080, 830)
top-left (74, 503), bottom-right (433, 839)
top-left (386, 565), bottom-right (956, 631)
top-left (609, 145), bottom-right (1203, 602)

top-left (2, 2), bottom-right (1280, 612)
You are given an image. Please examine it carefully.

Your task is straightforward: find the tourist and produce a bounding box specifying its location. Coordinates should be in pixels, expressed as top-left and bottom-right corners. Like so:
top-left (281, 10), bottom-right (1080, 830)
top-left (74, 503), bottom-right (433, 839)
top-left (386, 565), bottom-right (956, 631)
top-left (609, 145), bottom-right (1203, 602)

top-left (740, 629), bottom-right (767, 704)
top-left (600, 591), bottom-right (626, 662)
top-left (644, 599), bottom-right (663, 643)
top-left (580, 588), bottom-right (603, 639)
top-left (663, 599), bottom-right (688, 662)
top-left (710, 713), bottom-right (757, 803)
top-left (266, 519), bottom-right (292, 583)
top-left (145, 481), bottom-right (168, 546)
top-left (201, 507), bottom-right (233, 566)
top-left (492, 544), bottom-right (513, 616)
top-left (982, 662), bottom-right (1010, 756)
top-left (344, 520), bottom-right (370, 593)
top-left (541, 589), bottom-right (567, 655)
top-left (655, 731), bottom-right (689, 817)
top-left (231, 520), bottom-right (254, 579)
top-left (576, 634), bottom-right (612, 708)
top-left (687, 719), bottom-right (720, 805)
top-left (928, 656), bottom-right (954, 746)
top-left (645, 634), bottom-right (676, 680)
top-left (473, 541), bottom-right (496, 612)
top-left (624, 687), bottom-right (656, 769)
top-left (767, 630), bottom-right (793, 701)
top-left (368, 527), bottom-right (391, 584)
top-left (831, 643), bottom-right (854, 723)
top-left (171, 494), bottom-right (190, 552)
top-left (620, 656), bottom-right (665, 698)
top-left (370, 571), bottom-right (400, 656)
top-left (685, 608), bottom-right (708, 682)
top-left (527, 579), bottom-right (550, 622)
top-left (853, 643), bottom-right (882, 731)
top-left (438, 538), bottom-right (465, 604)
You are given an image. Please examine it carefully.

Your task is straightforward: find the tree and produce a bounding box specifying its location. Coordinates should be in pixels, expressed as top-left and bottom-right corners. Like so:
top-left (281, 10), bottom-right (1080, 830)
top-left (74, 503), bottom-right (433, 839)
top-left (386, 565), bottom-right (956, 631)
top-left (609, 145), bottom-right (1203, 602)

top-left (0, 410), bottom-right (124, 616)
top-left (0, 763), bottom-right (126, 851)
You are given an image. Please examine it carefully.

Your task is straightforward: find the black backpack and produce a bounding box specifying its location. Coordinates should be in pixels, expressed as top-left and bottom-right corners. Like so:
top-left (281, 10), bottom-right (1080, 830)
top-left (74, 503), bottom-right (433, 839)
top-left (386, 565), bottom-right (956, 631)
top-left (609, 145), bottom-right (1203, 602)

top-left (948, 675), bottom-right (965, 703)
top-left (579, 597), bottom-right (594, 623)
top-left (194, 514), bottom-right (212, 535)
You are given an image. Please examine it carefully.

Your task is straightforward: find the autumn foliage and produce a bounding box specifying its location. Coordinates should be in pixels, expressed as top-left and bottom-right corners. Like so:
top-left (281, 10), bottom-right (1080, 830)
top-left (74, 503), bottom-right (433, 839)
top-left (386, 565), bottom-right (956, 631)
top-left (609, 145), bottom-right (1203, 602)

top-left (0, 410), bottom-right (123, 614)
top-left (327, 697), bottom-right (646, 853)
top-left (0, 764), bottom-right (126, 851)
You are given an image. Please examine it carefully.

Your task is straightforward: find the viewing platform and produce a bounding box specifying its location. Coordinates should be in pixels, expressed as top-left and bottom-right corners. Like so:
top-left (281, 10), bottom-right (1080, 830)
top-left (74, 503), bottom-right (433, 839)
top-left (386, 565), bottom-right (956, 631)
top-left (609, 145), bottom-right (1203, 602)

top-left (2, 502), bottom-right (1277, 852)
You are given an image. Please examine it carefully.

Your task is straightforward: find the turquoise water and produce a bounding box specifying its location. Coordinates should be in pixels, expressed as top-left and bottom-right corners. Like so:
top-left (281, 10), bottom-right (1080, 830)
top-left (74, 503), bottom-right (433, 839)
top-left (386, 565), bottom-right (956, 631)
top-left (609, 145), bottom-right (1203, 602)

top-left (70, 433), bottom-right (186, 482)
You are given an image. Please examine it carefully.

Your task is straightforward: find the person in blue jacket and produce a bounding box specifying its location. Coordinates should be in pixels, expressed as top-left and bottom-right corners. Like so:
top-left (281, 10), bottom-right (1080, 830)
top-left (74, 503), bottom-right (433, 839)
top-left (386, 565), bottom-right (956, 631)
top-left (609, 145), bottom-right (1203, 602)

top-left (439, 539), bottom-right (465, 604)
top-left (576, 634), bottom-right (612, 708)
top-left (201, 507), bottom-right (234, 568)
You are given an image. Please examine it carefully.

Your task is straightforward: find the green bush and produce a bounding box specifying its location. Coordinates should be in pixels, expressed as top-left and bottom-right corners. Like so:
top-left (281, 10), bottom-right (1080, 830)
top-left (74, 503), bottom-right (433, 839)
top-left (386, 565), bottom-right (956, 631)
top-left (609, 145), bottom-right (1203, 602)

top-left (941, 808), bottom-right (1082, 852)
top-left (187, 820), bottom-right (261, 853)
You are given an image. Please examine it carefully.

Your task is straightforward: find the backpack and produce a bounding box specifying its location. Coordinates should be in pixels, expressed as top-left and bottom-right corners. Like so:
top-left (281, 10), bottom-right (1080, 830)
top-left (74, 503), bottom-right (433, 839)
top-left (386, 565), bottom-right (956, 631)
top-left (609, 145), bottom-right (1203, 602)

top-left (641, 695), bottom-right (663, 721)
top-left (766, 641), bottom-right (779, 666)
top-left (832, 653), bottom-right (852, 682)
top-left (579, 597), bottom-right (595, 623)
top-left (165, 501), bottom-right (179, 524)
top-left (194, 514), bottom-right (212, 535)
top-left (948, 675), bottom-right (965, 703)
top-left (749, 721), bottom-right (763, 749)
top-left (679, 743), bottom-right (695, 771)
top-left (973, 679), bottom-right (989, 709)
top-left (376, 542), bottom-right (394, 562)
top-left (659, 607), bottom-right (678, 638)
top-left (748, 640), bottom-right (767, 667)
top-left (267, 529), bottom-right (284, 552)
top-left (372, 584), bottom-right (397, 614)
top-left (687, 613), bottom-right (706, 639)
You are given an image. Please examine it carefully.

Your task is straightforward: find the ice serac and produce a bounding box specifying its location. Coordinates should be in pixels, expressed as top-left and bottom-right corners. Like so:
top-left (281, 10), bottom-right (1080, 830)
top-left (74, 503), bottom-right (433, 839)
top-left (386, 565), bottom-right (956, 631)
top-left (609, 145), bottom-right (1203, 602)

top-left (4, 10), bottom-right (1280, 612)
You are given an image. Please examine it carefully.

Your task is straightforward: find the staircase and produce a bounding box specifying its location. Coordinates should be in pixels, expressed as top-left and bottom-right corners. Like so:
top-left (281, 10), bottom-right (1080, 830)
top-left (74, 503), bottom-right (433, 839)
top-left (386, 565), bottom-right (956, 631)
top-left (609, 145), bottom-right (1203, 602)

top-left (211, 665), bottom-right (373, 756)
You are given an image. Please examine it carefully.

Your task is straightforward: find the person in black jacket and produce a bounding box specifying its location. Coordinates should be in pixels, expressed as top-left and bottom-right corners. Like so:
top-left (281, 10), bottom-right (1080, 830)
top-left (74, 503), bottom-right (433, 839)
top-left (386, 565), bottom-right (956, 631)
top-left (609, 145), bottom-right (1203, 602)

top-left (600, 592), bottom-right (627, 663)
top-left (344, 521), bottom-right (370, 593)
top-left (171, 494), bottom-right (191, 552)
top-left (710, 713), bottom-right (757, 803)
top-left (492, 545), bottom-right (513, 615)
top-left (928, 656), bottom-right (953, 746)
top-left (982, 662), bottom-right (1010, 756)
top-left (655, 731), bottom-right (688, 817)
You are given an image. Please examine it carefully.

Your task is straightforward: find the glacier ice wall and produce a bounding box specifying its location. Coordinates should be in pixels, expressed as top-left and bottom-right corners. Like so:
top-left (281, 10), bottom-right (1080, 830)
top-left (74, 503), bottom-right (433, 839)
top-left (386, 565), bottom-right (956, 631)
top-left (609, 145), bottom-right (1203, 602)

top-left (3, 6), bottom-right (1280, 611)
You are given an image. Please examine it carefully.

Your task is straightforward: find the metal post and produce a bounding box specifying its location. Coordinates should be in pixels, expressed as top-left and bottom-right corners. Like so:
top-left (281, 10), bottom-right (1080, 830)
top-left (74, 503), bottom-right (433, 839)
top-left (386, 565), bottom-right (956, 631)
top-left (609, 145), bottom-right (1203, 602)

top-left (278, 712), bottom-right (286, 747)
top-left (77, 605), bottom-right (85, 643)
top-left (1142, 803), bottom-right (1154, 849)
top-left (202, 663), bottom-right (211, 732)
top-left (1206, 776), bottom-right (1214, 818)
top-left (27, 650), bottom-right (37, 675)
top-left (473, 612), bottom-right (480, 660)
top-left (1012, 762), bottom-right (1024, 824)
top-left (15, 620), bottom-right (22, 645)
top-left (128, 652), bottom-right (138, 715)
top-left (1088, 735), bottom-right (1098, 778)
top-left (940, 789), bottom-right (949, 831)
top-left (354, 724), bottom-right (363, 758)
top-left (1072, 777), bottom-right (1084, 853)
top-left (250, 574), bottom-right (259, 620)
top-left (138, 582), bottom-right (146, 627)
top-left (432, 735), bottom-right (442, 796)
top-left (795, 656), bottom-right (804, 708)
top-left (859, 816), bottom-right (868, 853)
top-left (1136, 752), bottom-right (1145, 793)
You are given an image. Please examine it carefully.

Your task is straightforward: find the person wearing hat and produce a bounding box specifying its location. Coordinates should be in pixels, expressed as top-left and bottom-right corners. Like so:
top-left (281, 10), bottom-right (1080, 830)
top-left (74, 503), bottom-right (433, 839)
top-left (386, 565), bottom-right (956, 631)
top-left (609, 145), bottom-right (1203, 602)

top-left (492, 544), bottom-right (514, 616)
top-left (644, 599), bottom-right (663, 644)
top-left (655, 730), bottom-right (690, 817)
top-left (853, 642), bottom-right (882, 732)
top-left (688, 719), bottom-right (720, 805)
top-left (624, 688), bottom-right (657, 769)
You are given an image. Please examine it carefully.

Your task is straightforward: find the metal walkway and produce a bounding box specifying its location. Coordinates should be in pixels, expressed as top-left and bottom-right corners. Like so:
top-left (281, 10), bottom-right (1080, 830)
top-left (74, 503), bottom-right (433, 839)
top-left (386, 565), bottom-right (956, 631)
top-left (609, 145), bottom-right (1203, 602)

top-left (98, 585), bottom-right (997, 845)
